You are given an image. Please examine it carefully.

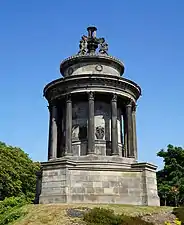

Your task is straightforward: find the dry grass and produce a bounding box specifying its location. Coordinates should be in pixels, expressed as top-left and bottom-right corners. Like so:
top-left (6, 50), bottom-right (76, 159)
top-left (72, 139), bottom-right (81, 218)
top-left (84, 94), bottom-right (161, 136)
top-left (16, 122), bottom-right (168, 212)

top-left (13, 204), bottom-right (173, 225)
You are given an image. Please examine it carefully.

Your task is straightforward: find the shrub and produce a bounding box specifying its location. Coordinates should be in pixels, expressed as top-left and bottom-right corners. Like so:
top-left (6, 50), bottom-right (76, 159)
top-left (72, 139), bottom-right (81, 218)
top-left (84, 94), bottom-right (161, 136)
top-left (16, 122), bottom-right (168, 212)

top-left (83, 207), bottom-right (123, 225)
top-left (83, 207), bottom-right (154, 225)
top-left (0, 196), bottom-right (28, 225)
top-left (173, 207), bottom-right (184, 224)
top-left (0, 141), bottom-right (40, 201)
top-left (0, 207), bottom-right (26, 225)
top-left (0, 196), bottom-right (28, 214)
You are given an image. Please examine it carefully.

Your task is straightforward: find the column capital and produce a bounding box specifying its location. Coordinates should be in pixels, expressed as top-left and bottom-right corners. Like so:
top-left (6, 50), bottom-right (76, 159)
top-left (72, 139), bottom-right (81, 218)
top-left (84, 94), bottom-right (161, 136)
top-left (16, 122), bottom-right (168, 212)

top-left (48, 101), bottom-right (58, 111)
top-left (88, 91), bottom-right (94, 100)
top-left (126, 98), bottom-right (134, 108)
top-left (132, 103), bottom-right (137, 112)
top-left (47, 104), bottom-right (57, 114)
top-left (66, 94), bottom-right (72, 103)
top-left (111, 93), bottom-right (117, 102)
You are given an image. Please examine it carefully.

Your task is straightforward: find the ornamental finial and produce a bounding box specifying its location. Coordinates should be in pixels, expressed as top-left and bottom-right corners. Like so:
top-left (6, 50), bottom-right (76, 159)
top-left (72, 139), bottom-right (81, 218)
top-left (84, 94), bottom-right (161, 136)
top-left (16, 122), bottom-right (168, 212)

top-left (77, 27), bottom-right (108, 56)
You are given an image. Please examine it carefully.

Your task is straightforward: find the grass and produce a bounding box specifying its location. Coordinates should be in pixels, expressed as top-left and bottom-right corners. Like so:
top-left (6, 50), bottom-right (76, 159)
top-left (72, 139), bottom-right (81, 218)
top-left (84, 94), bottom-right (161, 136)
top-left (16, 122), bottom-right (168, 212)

top-left (12, 204), bottom-right (173, 225)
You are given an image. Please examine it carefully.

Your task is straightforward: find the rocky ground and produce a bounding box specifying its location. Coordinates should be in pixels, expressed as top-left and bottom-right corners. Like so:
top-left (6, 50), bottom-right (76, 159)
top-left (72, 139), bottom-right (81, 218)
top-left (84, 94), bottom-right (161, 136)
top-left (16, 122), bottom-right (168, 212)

top-left (142, 210), bottom-right (177, 225)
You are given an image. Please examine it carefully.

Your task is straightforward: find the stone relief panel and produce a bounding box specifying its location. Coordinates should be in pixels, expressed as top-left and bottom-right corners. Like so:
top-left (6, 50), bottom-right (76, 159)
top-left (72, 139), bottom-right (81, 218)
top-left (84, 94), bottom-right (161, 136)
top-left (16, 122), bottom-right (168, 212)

top-left (94, 101), bottom-right (111, 141)
top-left (72, 102), bottom-right (88, 141)
top-left (95, 126), bottom-right (105, 139)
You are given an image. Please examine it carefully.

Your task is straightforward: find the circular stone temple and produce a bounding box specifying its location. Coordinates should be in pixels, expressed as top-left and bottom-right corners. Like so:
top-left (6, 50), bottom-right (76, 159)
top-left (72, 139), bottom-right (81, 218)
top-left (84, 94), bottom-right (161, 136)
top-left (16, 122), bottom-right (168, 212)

top-left (36, 27), bottom-right (160, 206)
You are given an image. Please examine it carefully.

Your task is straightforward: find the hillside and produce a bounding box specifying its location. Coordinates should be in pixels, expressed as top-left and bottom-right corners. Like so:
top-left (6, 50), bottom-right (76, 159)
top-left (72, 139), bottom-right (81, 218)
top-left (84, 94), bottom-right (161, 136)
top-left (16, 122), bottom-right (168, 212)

top-left (13, 204), bottom-right (175, 225)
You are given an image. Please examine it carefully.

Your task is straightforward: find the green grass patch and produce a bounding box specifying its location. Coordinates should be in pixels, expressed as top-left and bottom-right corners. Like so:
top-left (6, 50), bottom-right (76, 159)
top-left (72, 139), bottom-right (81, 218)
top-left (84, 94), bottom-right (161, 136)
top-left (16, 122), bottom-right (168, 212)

top-left (12, 204), bottom-right (173, 225)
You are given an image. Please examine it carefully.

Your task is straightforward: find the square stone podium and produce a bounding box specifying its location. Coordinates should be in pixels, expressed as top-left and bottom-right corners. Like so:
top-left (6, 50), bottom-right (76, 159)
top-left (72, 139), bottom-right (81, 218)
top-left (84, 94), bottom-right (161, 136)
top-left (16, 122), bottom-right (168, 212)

top-left (38, 155), bottom-right (159, 206)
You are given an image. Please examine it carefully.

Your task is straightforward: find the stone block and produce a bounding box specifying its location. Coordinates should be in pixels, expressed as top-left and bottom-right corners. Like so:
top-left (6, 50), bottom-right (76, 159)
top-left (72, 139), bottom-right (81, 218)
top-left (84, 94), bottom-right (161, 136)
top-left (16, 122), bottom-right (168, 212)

top-left (94, 187), bottom-right (104, 194)
top-left (71, 187), bottom-right (85, 194)
top-left (86, 187), bottom-right (95, 193)
top-left (102, 181), bottom-right (110, 188)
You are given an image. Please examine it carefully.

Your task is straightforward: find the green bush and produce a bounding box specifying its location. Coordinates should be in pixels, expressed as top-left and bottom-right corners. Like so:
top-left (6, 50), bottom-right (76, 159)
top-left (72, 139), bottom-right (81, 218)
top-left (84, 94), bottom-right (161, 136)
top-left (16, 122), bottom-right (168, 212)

top-left (0, 196), bottom-right (28, 214)
top-left (0, 207), bottom-right (26, 225)
top-left (83, 207), bottom-right (123, 225)
top-left (0, 196), bottom-right (28, 225)
top-left (83, 207), bottom-right (154, 225)
top-left (0, 141), bottom-right (40, 201)
top-left (173, 207), bottom-right (184, 224)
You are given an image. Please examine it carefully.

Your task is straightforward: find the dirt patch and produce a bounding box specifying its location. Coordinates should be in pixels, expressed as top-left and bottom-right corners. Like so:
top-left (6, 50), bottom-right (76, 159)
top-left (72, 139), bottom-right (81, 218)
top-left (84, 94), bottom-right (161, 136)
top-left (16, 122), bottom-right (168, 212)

top-left (142, 210), bottom-right (177, 225)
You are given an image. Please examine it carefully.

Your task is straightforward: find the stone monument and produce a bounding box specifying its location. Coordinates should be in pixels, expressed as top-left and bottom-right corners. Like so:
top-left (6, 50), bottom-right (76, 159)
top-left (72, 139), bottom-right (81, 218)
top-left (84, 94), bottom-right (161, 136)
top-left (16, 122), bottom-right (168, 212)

top-left (37, 27), bottom-right (160, 206)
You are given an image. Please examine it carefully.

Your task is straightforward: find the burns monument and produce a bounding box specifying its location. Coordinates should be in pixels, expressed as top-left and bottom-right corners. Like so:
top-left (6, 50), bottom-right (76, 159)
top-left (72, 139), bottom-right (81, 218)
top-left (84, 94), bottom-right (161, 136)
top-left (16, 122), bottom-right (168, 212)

top-left (38, 27), bottom-right (160, 206)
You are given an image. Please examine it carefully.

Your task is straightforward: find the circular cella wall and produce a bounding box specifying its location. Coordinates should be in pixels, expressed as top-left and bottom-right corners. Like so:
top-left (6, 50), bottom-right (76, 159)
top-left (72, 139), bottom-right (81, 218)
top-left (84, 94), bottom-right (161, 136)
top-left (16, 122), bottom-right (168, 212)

top-left (60, 55), bottom-right (125, 77)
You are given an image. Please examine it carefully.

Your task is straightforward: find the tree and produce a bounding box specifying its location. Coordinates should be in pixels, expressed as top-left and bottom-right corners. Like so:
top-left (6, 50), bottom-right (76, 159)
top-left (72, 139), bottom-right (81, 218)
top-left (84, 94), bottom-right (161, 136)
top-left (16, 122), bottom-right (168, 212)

top-left (0, 141), bottom-right (40, 200)
top-left (157, 144), bottom-right (184, 206)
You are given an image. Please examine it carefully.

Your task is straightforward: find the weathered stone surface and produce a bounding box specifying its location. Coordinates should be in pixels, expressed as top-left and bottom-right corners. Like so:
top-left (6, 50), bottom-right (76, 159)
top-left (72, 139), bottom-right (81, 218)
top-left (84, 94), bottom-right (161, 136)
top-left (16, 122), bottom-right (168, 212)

top-left (64, 62), bottom-right (121, 77)
top-left (39, 160), bottom-right (160, 206)
top-left (40, 27), bottom-right (159, 207)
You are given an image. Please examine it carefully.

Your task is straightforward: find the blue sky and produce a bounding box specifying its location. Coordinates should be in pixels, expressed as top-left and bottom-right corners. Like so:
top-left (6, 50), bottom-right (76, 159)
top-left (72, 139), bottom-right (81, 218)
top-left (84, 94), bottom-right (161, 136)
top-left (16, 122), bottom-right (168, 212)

top-left (0, 1), bottom-right (184, 169)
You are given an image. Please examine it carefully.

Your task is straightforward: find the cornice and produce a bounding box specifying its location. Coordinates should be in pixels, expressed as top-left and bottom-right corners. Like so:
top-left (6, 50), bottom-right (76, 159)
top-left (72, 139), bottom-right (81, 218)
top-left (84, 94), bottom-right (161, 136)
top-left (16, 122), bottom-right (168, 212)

top-left (43, 75), bottom-right (141, 103)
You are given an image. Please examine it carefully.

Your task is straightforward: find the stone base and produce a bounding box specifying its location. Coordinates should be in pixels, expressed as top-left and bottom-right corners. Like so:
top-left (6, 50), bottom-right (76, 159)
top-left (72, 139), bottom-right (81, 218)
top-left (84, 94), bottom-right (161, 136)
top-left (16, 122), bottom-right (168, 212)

top-left (38, 156), bottom-right (160, 206)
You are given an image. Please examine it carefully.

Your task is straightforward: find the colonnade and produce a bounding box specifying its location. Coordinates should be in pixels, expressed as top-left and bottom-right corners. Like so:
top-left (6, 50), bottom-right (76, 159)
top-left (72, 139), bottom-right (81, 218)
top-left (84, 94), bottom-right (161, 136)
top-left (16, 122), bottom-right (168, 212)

top-left (47, 92), bottom-right (137, 160)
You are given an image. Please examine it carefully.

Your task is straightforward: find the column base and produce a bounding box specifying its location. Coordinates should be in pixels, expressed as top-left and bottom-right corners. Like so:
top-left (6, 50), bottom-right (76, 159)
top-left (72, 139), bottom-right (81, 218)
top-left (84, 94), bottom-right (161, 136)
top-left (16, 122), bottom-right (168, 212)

top-left (64, 153), bottom-right (73, 156)
top-left (48, 158), bottom-right (57, 161)
top-left (87, 152), bottom-right (96, 155)
top-left (111, 153), bottom-right (119, 156)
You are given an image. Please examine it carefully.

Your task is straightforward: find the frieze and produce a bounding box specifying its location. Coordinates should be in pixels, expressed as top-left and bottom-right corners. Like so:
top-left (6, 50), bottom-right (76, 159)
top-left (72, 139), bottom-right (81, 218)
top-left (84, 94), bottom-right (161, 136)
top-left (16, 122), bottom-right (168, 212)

top-left (44, 76), bottom-right (141, 102)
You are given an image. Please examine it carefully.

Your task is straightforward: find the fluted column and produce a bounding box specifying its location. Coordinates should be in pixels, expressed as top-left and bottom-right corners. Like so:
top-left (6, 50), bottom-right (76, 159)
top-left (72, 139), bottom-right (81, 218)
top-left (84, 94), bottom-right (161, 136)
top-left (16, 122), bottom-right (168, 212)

top-left (132, 104), bottom-right (138, 159)
top-left (126, 100), bottom-right (134, 157)
top-left (48, 104), bottom-right (58, 160)
top-left (111, 94), bottom-right (119, 155)
top-left (65, 94), bottom-right (72, 155)
top-left (88, 92), bottom-right (95, 154)
top-left (123, 109), bottom-right (128, 157)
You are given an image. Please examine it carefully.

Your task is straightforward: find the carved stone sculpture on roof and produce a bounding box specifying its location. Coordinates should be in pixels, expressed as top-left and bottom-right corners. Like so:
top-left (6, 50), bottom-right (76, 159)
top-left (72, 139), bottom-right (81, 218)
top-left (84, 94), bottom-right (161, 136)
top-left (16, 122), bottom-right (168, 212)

top-left (99, 37), bottom-right (108, 55)
top-left (78, 35), bottom-right (88, 55)
top-left (77, 27), bottom-right (108, 55)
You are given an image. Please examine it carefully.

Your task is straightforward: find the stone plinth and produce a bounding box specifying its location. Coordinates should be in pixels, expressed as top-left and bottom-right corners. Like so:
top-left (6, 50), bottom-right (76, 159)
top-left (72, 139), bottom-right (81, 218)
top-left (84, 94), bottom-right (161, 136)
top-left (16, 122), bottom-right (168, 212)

top-left (39, 157), bottom-right (159, 206)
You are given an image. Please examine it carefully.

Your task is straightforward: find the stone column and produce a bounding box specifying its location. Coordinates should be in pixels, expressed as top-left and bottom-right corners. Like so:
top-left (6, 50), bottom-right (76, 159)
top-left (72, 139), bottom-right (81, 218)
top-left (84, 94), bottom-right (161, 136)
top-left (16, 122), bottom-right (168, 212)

top-left (65, 94), bottom-right (72, 155)
top-left (132, 104), bottom-right (138, 160)
top-left (48, 104), bottom-right (58, 160)
top-left (126, 100), bottom-right (134, 157)
top-left (123, 109), bottom-right (128, 157)
top-left (111, 94), bottom-right (119, 155)
top-left (87, 92), bottom-right (95, 154)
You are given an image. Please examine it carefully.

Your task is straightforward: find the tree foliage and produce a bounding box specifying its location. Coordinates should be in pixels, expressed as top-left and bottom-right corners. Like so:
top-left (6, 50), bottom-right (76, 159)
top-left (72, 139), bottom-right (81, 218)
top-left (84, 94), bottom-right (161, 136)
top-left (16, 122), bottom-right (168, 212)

top-left (157, 144), bottom-right (184, 206)
top-left (0, 141), bottom-right (40, 200)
